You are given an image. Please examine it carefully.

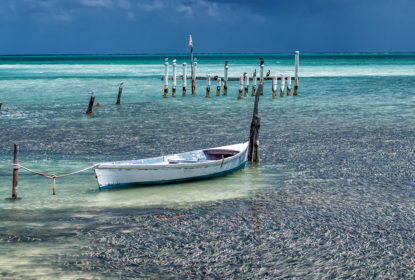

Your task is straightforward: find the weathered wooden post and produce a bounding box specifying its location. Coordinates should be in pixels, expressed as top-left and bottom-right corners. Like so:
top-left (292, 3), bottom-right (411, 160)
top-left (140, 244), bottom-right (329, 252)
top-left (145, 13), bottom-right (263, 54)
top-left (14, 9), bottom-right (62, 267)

top-left (192, 60), bottom-right (197, 95)
top-left (216, 77), bottom-right (222, 96)
top-left (163, 59), bottom-right (169, 98)
top-left (272, 76), bottom-right (277, 99)
top-left (223, 61), bottom-right (229, 96)
top-left (251, 70), bottom-right (257, 96)
top-left (294, 51), bottom-right (299, 96)
top-left (280, 74), bottom-right (285, 97)
top-left (182, 63), bottom-right (187, 96)
top-left (248, 81), bottom-right (262, 163)
top-left (116, 82), bottom-right (124, 105)
top-left (172, 59), bottom-right (177, 97)
top-left (237, 74), bottom-right (243, 100)
top-left (12, 144), bottom-right (19, 200)
top-left (0, 102), bottom-right (2, 110)
top-left (259, 59), bottom-right (264, 95)
top-left (287, 75), bottom-right (292, 96)
top-left (85, 91), bottom-right (95, 114)
top-left (244, 73), bottom-right (249, 97)
top-left (206, 74), bottom-right (211, 98)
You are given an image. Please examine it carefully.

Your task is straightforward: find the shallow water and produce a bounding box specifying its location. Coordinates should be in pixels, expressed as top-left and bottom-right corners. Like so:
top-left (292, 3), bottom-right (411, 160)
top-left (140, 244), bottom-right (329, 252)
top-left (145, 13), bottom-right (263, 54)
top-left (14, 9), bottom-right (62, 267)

top-left (1, 54), bottom-right (415, 278)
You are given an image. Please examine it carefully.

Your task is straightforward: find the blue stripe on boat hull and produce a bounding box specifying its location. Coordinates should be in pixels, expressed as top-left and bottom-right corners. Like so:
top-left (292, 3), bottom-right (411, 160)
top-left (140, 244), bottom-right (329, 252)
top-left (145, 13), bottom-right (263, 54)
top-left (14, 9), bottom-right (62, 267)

top-left (99, 161), bottom-right (247, 190)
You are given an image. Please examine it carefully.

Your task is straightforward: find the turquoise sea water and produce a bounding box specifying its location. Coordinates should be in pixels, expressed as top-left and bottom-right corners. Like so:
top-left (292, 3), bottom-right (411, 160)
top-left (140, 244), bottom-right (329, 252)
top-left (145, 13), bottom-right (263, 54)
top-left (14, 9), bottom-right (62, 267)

top-left (1, 54), bottom-right (415, 278)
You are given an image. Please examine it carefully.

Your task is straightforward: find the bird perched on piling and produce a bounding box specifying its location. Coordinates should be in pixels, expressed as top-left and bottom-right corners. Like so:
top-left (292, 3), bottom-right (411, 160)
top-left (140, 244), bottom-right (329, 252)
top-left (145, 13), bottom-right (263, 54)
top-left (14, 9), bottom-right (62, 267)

top-left (266, 70), bottom-right (270, 78)
top-left (213, 75), bottom-right (218, 80)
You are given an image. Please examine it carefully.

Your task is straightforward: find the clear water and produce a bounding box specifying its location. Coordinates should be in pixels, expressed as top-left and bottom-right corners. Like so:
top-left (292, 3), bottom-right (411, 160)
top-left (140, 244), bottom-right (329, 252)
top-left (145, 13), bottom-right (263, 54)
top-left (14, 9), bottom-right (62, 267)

top-left (1, 54), bottom-right (415, 278)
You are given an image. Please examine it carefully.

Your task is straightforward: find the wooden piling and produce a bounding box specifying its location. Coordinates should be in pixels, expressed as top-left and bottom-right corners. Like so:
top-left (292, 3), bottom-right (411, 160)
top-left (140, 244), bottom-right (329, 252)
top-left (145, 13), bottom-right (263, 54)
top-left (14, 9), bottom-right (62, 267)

top-left (116, 82), bottom-right (124, 105)
top-left (85, 91), bottom-right (95, 114)
top-left (0, 102), bottom-right (2, 110)
top-left (259, 60), bottom-right (264, 95)
top-left (192, 61), bottom-right (197, 95)
top-left (294, 51), bottom-right (299, 96)
top-left (251, 70), bottom-right (257, 96)
top-left (272, 76), bottom-right (277, 99)
top-left (164, 59), bottom-right (169, 98)
top-left (244, 74), bottom-right (249, 97)
top-left (206, 74), bottom-right (211, 98)
top-left (172, 59), bottom-right (177, 97)
top-left (287, 75), bottom-right (292, 96)
top-left (238, 74), bottom-right (243, 100)
top-left (12, 144), bottom-right (19, 200)
top-left (223, 61), bottom-right (229, 96)
top-left (248, 81), bottom-right (262, 163)
top-left (216, 77), bottom-right (221, 96)
top-left (182, 63), bottom-right (187, 96)
top-left (280, 74), bottom-right (285, 97)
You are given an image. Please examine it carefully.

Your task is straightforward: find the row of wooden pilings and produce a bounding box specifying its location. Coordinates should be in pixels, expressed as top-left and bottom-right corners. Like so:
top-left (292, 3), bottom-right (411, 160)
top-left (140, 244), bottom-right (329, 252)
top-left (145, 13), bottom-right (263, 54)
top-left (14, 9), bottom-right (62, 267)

top-left (84, 82), bottom-right (124, 115)
top-left (162, 51), bottom-right (300, 99)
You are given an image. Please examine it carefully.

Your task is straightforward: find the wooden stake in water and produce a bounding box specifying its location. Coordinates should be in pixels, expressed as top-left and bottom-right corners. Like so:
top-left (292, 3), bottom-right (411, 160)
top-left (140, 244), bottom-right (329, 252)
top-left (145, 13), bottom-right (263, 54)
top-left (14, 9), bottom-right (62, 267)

top-left (280, 74), bottom-right (285, 97)
top-left (244, 73), bottom-right (249, 97)
top-left (206, 74), bottom-right (211, 98)
top-left (163, 59), bottom-right (169, 98)
top-left (192, 61), bottom-right (197, 95)
top-left (294, 51), bottom-right (299, 96)
top-left (86, 91), bottom-right (95, 114)
top-left (223, 61), bottom-right (229, 96)
top-left (116, 82), bottom-right (124, 105)
top-left (172, 59), bottom-right (177, 98)
top-left (259, 60), bottom-right (264, 96)
top-left (0, 102), bottom-right (2, 110)
top-left (238, 74), bottom-right (243, 100)
top-left (272, 76), bottom-right (277, 99)
top-left (287, 75), bottom-right (292, 96)
top-left (12, 144), bottom-right (19, 200)
top-left (252, 70), bottom-right (257, 96)
top-left (182, 63), bottom-right (187, 96)
top-left (217, 77), bottom-right (222, 96)
top-left (248, 80), bottom-right (262, 163)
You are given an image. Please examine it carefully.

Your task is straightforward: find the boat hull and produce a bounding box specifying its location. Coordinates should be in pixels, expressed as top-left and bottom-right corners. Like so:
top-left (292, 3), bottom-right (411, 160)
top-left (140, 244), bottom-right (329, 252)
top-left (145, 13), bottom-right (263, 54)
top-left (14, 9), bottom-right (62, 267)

top-left (94, 142), bottom-right (249, 190)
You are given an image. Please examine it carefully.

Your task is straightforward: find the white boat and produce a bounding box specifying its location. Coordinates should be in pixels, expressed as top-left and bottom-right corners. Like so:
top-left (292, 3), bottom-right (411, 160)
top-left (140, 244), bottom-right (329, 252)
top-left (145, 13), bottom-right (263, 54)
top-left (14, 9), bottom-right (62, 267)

top-left (94, 141), bottom-right (249, 190)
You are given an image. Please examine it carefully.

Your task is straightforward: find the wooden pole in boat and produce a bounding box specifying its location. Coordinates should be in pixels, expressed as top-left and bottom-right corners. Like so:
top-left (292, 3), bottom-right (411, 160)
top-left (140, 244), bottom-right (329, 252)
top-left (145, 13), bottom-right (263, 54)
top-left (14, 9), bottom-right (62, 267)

top-left (192, 60), bottom-right (197, 95)
top-left (223, 61), bottom-right (229, 96)
top-left (272, 76), bottom-right (277, 99)
top-left (248, 62), bottom-right (262, 163)
top-left (85, 91), bottom-right (95, 114)
top-left (216, 77), bottom-right (222, 96)
top-left (259, 59), bottom-right (264, 95)
top-left (172, 59), bottom-right (177, 97)
top-left (206, 74), bottom-right (211, 98)
top-left (182, 63), bottom-right (187, 96)
top-left (244, 73), bottom-right (249, 97)
top-left (12, 144), bottom-right (19, 200)
top-left (163, 59), bottom-right (169, 98)
top-left (287, 75), bottom-right (292, 96)
top-left (116, 82), bottom-right (124, 105)
top-left (280, 74), bottom-right (285, 97)
top-left (237, 74), bottom-right (243, 100)
top-left (251, 70), bottom-right (257, 96)
top-left (294, 51), bottom-right (299, 96)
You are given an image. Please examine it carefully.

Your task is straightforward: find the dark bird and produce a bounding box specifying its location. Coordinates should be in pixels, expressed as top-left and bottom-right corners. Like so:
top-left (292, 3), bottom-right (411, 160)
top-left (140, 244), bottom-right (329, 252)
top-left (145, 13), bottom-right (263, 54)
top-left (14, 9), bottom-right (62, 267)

top-left (266, 70), bottom-right (271, 78)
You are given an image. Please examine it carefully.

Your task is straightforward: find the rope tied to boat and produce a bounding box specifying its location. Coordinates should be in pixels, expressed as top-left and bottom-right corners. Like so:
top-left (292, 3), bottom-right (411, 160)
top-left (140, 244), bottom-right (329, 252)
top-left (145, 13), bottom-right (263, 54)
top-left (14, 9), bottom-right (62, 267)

top-left (17, 164), bottom-right (97, 195)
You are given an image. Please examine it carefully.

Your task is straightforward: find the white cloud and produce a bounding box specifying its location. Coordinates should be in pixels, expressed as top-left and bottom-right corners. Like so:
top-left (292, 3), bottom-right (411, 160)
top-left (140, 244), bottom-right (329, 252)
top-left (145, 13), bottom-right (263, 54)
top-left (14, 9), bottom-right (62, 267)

top-left (79, 0), bottom-right (113, 8)
top-left (140, 0), bottom-right (163, 11)
top-left (117, 0), bottom-right (131, 9)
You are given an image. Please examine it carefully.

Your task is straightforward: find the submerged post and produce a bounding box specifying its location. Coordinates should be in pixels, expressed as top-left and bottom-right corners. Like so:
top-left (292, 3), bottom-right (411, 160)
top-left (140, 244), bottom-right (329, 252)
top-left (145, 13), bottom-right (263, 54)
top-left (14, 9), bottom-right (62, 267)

top-left (252, 70), bottom-right (257, 96)
top-left (85, 91), bottom-right (95, 114)
top-left (172, 59), bottom-right (177, 97)
top-left (192, 60), bottom-right (197, 95)
top-left (272, 76), bottom-right (277, 99)
top-left (223, 61), bottom-right (229, 96)
top-left (280, 74), bottom-right (285, 97)
top-left (217, 77), bottom-right (222, 96)
top-left (182, 63), bottom-right (187, 96)
top-left (244, 73), bottom-right (249, 97)
top-left (164, 59), bottom-right (169, 98)
top-left (287, 75), bottom-right (292, 96)
top-left (259, 59), bottom-right (264, 95)
top-left (12, 144), bottom-right (19, 200)
top-left (116, 82), bottom-right (124, 105)
top-left (238, 74), bottom-right (243, 100)
top-left (294, 51), bottom-right (299, 96)
top-left (206, 74), bottom-right (211, 98)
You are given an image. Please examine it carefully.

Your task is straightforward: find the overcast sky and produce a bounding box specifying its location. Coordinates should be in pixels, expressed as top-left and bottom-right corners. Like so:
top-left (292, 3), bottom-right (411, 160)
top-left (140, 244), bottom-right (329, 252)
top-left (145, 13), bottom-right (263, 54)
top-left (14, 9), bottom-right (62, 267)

top-left (0, 0), bottom-right (414, 54)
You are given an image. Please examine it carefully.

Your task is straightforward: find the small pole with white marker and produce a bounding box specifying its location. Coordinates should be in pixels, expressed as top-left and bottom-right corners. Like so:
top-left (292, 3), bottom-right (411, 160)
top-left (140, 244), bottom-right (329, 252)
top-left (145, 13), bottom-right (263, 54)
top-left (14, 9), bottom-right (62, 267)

top-left (294, 51), bottom-right (299, 96)
top-left (223, 61), bottom-right (229, 96)
top-left (192, 60), bottom-right (197, 95)
top-left (172, 59), bottom-right (177, 97)
top-left (182, 62), bottom-right (187, 96)
top-left (280, 74), bottom-right (285, 97)
top-left (251, 70), bottom-right (257, 96)
top-left (244, 73), bottom-right (249, 97)
top-left (163, 58), bottom-right (169, 98)
top-left (216, 77), bottom-right (222, 96)
top-left (259, 58), bottom-right (264, 95)
top-left (272, 76), bottom-right (277, 99)
top-left (287, 75), bottom-right (292, 96)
